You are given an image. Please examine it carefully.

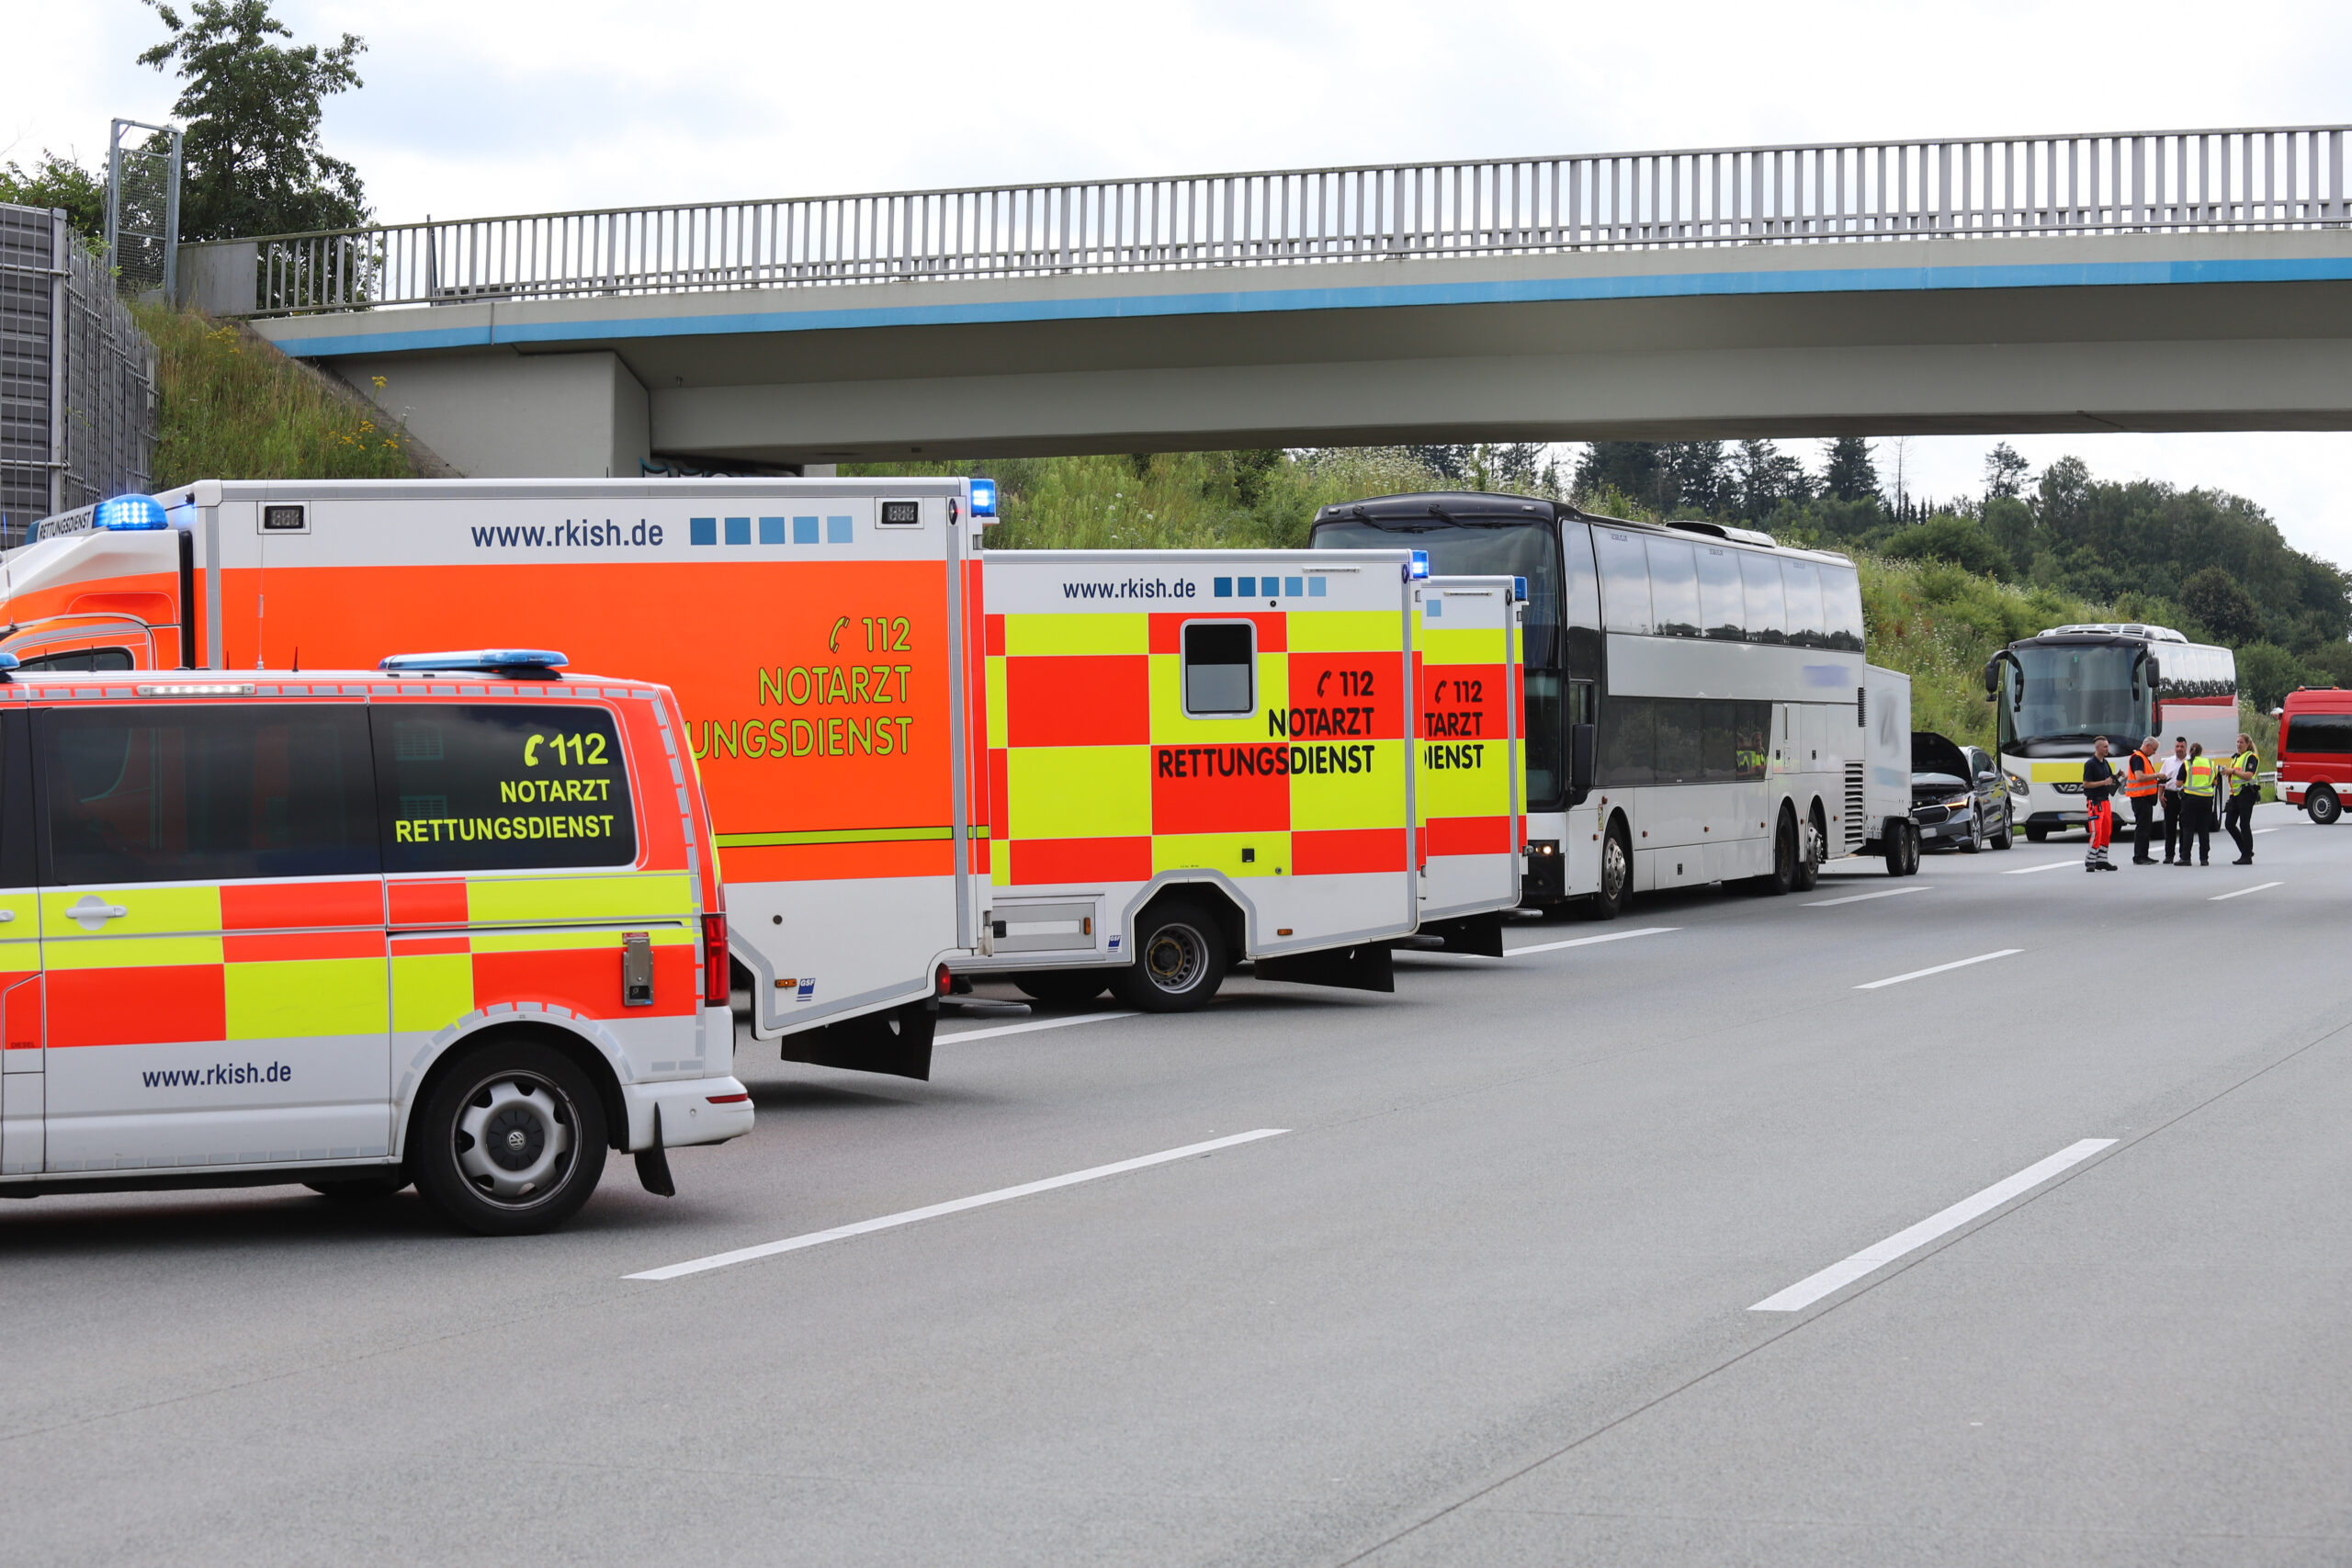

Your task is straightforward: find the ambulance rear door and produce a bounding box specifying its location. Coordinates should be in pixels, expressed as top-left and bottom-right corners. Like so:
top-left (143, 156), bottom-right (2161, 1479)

top-left (1414, 575), bottom-right (1524, 936)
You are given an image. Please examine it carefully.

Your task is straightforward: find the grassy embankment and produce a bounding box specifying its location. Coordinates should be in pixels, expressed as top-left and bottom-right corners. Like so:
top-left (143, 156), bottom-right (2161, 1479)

top-left (850, 450), bottom-right (2276, 765)
top-left (135, 303), bottom-right (420, 490)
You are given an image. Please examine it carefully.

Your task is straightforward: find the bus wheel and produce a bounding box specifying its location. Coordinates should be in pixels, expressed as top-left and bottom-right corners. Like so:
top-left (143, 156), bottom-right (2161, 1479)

top-left (1111, 900), bottom-right (1227, 1012)
top-left (1791, 808), bottom-right (1825, 893)
top-left (1584, 819), bottom-right (1633, 920)
top-left (412, 1039), bottom-right (608, 1236)
top-left (2310, 784), bottom-right (2340, 826)
top-left (1751, 807), bottom-right (1798, 896)
top-left (1013, 970), bottom-right (1112, 1007)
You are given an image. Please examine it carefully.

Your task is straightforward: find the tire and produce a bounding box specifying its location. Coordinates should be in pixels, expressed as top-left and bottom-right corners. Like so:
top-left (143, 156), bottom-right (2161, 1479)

top-left (1110, 900), bottom-right (1227, 1012)
top-left (1883, 823), bottom-right (1906, 876)
top-left (1751, 807), bottom-right (1798, 897)
top-left (306, 1172), bottom-right (410, 1202)
top-left (2025, 824), bottom-right (2049, 843)
top-left (1902, 821), bottom-right (1923, 875)
top-left (1791, 809), bottom-right (1824, 893)
top-left (1958, 808), bottom-right (1984, 853)
top-left (1991, 807), bottom-right (2013, 851)
top-left (411, 1039), bottom-right (608, 1236)
top-left (1584, 818), bottom-right (1634, 919)
top-left (1012, 970), bottom-right (1112, 1007)
top-left (2310, 784), bottom-right (2340, 826)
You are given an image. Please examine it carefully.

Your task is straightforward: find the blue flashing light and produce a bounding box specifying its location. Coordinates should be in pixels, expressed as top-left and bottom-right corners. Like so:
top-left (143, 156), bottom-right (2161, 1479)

top-left (379, 649), bottom-right (569, 675)
top-left (1513, 575), bottom-right (1529, 603)
top-left (94, 494), bottom-right (168, 531)
top-left (1408, 549), bottom-right (1430, 580)
top-left (969, 478), bottom-right (998, 517)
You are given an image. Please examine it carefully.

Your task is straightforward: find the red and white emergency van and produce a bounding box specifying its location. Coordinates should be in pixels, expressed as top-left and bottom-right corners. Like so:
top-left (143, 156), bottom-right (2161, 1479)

top-left (2276, 686), bottom-right (2352, 823)
top-left (0, 645), bottom-right (747, 1234)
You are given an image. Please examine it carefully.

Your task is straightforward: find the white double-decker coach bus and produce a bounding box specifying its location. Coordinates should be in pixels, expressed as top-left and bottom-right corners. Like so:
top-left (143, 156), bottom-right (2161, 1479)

top-left (1310, 493), bottom-right (1917, 916)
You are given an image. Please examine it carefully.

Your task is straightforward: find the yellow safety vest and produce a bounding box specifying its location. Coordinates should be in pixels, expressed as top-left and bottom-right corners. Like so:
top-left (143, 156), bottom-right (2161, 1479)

top-left (2185, 756), bottom-right (2220, 797)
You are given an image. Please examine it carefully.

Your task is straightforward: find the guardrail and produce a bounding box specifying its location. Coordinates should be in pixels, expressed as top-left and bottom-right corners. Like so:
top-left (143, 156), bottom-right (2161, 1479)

top-left (194, 125), bottom-right (2350, 318)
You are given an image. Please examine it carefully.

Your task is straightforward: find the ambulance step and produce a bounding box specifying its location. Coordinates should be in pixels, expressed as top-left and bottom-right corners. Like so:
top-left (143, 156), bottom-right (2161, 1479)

top-left (1253, 942), bottom-right (1396, 994)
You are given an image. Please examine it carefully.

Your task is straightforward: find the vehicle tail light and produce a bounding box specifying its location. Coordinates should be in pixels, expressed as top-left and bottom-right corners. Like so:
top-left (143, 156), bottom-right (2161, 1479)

top-left (703, 913), bottom-right (729, 1007)
top-left (707, 1092), bottom-right (750, 1104)
top-left (936, 964), bottom-right (953, 996)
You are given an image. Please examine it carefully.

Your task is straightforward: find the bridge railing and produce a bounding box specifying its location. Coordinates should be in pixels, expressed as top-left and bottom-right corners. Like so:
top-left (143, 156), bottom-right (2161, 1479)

top-left (202, 126), bottom-right (2349, 317)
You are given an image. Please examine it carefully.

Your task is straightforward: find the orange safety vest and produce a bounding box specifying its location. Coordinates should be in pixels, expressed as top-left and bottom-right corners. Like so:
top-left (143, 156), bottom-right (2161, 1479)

top-left (2123, 750), bottom-right (2164, 798)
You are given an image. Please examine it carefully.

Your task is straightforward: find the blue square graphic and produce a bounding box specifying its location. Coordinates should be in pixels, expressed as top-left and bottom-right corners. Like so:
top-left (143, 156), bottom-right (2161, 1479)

top-left (1427, 598), bottom-right (1444, 617)
top-left (827, 515), bottom-right (854, 544)
top-left (1238, 576), bottom-right (1256, 597)
top-left (1285, 577), bottom-right (1304, 598)
top-left (689, 516), bottom-right (717, 547)
top-left (759, 516), bottom-right (786, 544)
top-left (794, 516), bottom-right (820, 544)
top-left (725, 516), bottom-right (751, 546)
top-left (1308, 576), bottom-right (1328, 596)
top-left (1214, 577), bottom-right (1233, 598)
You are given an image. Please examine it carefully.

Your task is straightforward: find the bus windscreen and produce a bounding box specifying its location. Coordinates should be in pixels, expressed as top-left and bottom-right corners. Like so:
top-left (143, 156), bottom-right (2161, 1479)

top-left (1998, 642), bottom-right (2154, 755)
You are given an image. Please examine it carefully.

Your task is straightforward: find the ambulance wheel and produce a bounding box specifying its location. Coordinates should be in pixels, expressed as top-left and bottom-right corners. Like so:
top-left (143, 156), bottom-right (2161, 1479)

top-left (413, 1040), bottom-right (608, 1236)
top-left (306, 1172), bottom-right (409, 1202)
top-left (1112, 901), bottom-right (1227, 1012)
top-left (1584, 818), bottom-right (1633, 920)
top-left (1012, 971), bottom-right (1112, 1007)
top-left (2309, 784), bottom-right (2340, 826)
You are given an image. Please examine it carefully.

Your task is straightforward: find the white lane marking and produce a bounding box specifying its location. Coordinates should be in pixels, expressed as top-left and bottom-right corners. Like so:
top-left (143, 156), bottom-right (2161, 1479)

top-left (1854, 949), bottom-right (2021, 989)
top-left (939, 1010), bottom-right (1136, 1044)
top-left (2252, 828), bottom-right (2278, 835)
top-left (628, 1129), bottom-right (1291, 1282)
top-left (2210, 881), bottom-right (2282, 902)
top-left (1750, 1138), bottom-right (2117, 1312)
top-left (1805, 886), bottom-right (1928, 908)
top-left (2002, 861), bottom-right (2078, 875)
top-left (1506, 926), bottom-right (1678, 957)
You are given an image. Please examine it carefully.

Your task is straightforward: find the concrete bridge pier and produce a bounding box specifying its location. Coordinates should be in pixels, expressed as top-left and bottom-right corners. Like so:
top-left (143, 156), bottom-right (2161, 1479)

top-left (339, 349), bottom-right (650, 478)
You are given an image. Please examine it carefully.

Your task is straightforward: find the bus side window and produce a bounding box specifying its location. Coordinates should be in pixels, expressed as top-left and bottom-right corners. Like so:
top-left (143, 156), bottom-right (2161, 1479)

top-left (1740, 554), bottom-right (1787, 644)
top-left (1645, 539), bottom-right (1702, 637)
top-left (1595, 531), bottom-right (1652, 637)
top-left (1781, 560), bottom-right (1826, 649)
top-left (1697, 548), bottom-right (1744, 641)
top-left (1600, 697), bottom-right (1655, 786)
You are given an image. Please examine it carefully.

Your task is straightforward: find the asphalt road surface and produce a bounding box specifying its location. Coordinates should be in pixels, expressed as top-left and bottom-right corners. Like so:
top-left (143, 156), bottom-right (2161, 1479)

top-left (4, 801), bottom-right (2346, 1567)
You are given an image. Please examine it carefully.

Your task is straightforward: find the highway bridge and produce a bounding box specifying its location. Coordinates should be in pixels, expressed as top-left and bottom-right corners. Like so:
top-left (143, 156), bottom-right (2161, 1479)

top-left (184, 126), bottom-right (2352, 478)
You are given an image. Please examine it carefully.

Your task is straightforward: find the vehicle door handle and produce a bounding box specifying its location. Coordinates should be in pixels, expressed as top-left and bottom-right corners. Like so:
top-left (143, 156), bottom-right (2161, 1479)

top-left (0, 910), bottom-right (13, 923)
top-left (66, 896), bottom-right (129, 931)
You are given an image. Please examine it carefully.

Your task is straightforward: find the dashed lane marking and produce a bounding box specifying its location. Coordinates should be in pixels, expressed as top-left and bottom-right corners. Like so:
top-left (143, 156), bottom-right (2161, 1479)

top-left (2210, 881), bottom-right (2282, 902)
top-left (1805, 886), bottom-right (1929, 908)
top-left (939, 1010), bottom-right (1137, 1043)
top-left (1854, 949), bottom-right (2021, 989)
top-left (628, 1129), bottom-right (1291, 1281)
top-left (1750, 1138), bottom-right (2117, 1312)
top-left (1506, 927), bottom-right (1678, 957)
top-left (2002, 861), bottom-right (2078, 875)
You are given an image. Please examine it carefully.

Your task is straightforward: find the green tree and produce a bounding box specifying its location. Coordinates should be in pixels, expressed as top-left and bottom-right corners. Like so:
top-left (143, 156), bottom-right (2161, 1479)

top-left (1984, 441), bottom-right (2030, 502)
top-left (1883, 514), bottom-right (2011, 580)
top-left (0, 152), bottom-right (107, 242)
top-left (1820, 436), bottom-right (1880, 502)
top-left (2182, 565), bottom-right (2261, 646)
top-left (1732, 438), bottom-right (1811, 521)
top-left (2235, 641), bottom-right (2316, 710)
top-left (140, 0), bottom-right (368, 241)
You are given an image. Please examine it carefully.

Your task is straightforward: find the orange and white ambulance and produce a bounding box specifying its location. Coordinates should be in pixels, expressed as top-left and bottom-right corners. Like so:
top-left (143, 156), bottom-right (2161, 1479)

top-left (10, 479), bottom-right (989, 1081)
top-left (0, 645), bottom-right (747, 1234)
top-left (960, 550), bottom-right (1521, 1009)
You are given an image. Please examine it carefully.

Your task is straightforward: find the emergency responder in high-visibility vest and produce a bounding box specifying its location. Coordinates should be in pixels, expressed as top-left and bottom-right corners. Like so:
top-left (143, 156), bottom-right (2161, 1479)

top-left (2180, 741), bottom-right (2221, 867)
top-left (2123, 736), bottom-right (2165, 864)
top-left (2223, 731), bottom-right (2262, 864)
top-left (2081, 735), bottom-right (2120, 872)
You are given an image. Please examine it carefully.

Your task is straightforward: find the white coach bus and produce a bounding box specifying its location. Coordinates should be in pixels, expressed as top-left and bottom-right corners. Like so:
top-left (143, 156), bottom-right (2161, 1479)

top-left (1310, 494), bottom-right (1917, 915)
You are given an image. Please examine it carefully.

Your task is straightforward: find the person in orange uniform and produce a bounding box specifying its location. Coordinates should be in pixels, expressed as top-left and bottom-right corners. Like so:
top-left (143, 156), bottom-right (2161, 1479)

top-left (2081, 735), bottom-right (2120, 872)
top-left (2123, 735), bottom-right (2165, 864)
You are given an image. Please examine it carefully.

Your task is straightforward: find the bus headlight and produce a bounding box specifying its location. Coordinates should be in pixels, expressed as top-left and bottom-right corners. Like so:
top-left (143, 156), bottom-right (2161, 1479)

top-left (2005, 771), bottom-right (2030, 797)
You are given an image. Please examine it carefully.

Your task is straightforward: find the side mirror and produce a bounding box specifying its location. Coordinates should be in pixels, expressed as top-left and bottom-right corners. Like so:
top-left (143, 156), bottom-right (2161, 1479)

top-left (1983, 659), bottom-right (2000, 698)
top-left (1569, 722), bottom-right (1596, 804)
top-left (2143, 656), bottom-right (2161, 691)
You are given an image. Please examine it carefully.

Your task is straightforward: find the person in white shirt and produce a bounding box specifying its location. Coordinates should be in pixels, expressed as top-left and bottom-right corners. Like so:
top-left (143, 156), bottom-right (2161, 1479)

top-left (2158, 736), bottom-right (2188, 864)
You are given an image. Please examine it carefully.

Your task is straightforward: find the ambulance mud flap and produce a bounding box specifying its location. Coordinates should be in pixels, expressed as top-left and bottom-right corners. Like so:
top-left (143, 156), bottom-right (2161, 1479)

top-left (1252, 942), bottom-right (1395, 994)
top-left (1417, 912), bottom-right (1506, 957)
top-left (781, 998), bottom-right (937, 1080)
top-left (635, 1104), bottom-right (677, 1199)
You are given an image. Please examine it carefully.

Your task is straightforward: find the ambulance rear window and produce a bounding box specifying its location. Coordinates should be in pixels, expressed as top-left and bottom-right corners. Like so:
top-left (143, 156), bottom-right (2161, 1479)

top-left (38, 705), bottom-right (378, 886)
top-left (1182, 622), bottom-right (1255, 716)
top-left (373, 705), bottom-right (636, 873)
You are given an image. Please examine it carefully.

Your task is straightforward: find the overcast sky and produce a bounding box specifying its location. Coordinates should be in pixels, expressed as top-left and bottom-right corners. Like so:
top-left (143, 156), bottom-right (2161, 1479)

top-left (13, 1), bottom-right (2352, 564)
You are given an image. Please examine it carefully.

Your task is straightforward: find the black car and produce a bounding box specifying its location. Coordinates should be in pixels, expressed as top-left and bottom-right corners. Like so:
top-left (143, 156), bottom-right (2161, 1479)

top-left (1912, 732), bottom-right (2013, 852)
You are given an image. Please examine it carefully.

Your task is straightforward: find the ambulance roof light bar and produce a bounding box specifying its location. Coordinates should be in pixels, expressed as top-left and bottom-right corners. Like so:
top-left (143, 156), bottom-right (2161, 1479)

top-left (94, 494), bottom-right (168, 531)
top-left (1408, 550), bottom-right (1430, 580)
top-left (969, 477), bottom-right (998, 519)
top-left (379, 649), bottom-right (570, 676)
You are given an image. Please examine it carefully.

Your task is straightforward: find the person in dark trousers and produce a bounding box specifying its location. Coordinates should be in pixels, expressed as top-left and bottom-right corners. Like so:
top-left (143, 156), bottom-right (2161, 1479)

top-left (2223, 730), bottom-right (2261, 863)
top-left (2180, 742), bottom-right (2219, 866)
top-left (2081, 736), bottom-right (2120, 871)
top-left (2123, 736), bottom-right (2164, 863)
top-left (2159, 736), bottom-right (2188, 863)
